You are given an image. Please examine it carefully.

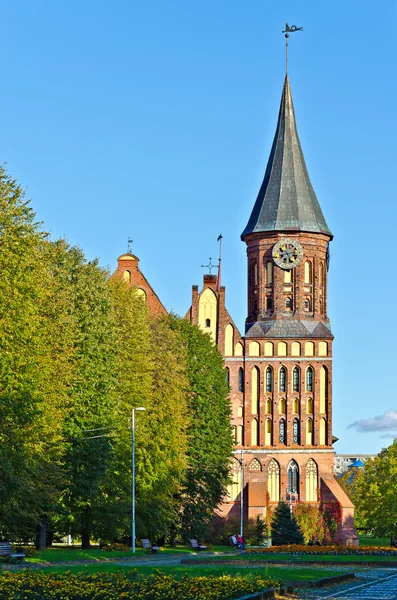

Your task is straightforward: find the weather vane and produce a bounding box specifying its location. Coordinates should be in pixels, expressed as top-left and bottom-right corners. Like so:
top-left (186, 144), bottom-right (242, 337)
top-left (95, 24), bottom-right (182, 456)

top-left (282, 23), bottom-right (303, 74)
top-left (127, 238), bottom-right (133, 253)
top-left (201, 257), bottom-right (216, 275)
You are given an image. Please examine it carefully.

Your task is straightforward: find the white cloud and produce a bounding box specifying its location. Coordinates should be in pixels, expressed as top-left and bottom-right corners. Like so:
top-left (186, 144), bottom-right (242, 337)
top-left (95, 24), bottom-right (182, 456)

top-left (348, 410), bottom-right (397, 433)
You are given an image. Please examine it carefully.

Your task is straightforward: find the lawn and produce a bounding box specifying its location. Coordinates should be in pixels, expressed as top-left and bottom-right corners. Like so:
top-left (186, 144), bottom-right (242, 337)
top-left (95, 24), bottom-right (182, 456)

top-left (22, 562), bottom-right (344, 583)
top-left (197, 553), bottom-right (397, 564)
top-left (359, 534), bottom-right (390, 547)
top-left (26, 545), bottom-right (231, 563)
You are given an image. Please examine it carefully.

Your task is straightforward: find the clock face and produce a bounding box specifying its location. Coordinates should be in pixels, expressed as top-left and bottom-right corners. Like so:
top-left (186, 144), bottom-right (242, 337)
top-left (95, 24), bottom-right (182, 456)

top-left (272, 238), bottom-right (303, 270)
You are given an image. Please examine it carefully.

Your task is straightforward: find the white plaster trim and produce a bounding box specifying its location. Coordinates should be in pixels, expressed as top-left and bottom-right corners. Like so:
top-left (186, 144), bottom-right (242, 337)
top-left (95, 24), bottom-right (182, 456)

top-left (232, 449), bottom-right (334, 455)
top-left (225, 357), bottom-right (332, 362)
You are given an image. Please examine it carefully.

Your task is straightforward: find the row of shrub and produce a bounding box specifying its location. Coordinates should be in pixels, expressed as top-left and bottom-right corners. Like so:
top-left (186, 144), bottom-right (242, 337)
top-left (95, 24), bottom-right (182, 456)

top-left (0, 570), bottom-right (280, 600)
top-left (245, 544), bottom-right (397, 556)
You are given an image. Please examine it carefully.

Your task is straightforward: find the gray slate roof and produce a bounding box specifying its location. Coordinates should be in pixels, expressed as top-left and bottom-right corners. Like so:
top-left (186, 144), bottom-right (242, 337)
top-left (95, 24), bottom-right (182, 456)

top-left (245, 319), bottom-right (333, 339)
top-left (241, 75), bottom-right (332, 239)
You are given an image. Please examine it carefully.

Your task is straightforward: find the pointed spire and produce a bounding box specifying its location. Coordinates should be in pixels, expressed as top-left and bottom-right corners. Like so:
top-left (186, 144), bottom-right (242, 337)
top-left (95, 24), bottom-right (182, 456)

top-left (241, 75), bottom-right (332, 239)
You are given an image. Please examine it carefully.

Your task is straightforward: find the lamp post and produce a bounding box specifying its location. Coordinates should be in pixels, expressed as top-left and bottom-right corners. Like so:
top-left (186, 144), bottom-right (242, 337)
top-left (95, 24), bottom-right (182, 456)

top-left (132, 407), bottom-right (145, 553)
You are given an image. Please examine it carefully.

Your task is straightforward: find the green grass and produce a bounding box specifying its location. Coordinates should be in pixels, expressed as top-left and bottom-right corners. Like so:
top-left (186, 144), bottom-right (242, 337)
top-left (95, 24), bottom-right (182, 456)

top-left (28, 562), bottom-right (342, 583)
top-left (359, 534), bottom-right (391, 547)
top-left (26, 545), bottom-right (232, 563)
top-left (199, 553), bottom-right (397, 564)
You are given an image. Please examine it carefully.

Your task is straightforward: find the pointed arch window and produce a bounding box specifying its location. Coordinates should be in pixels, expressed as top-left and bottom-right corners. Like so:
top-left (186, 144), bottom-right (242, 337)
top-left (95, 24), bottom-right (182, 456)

top-left (304, 299), bottom-right (311, 312)
top-left (293, 367), bottom-right (300, 392)
top-left (266, 367), bottom-right (273, 392)
top-left (239, 367), bottom-right (244, 392)
top-left (287, 460), bottom-right (299, 495)
top-left (205, 318), bottom-right (211, 328)
top-left (268, 459), bottom-right (280, 502)
top-left (225, 367), bottom-right (230, 386)
top-left (265, 398), bottom-right (272, 413)
top-left (285, 297), bottom-right (292, 310)
top-left (279, 367), bottom-right (286, 392)
top-left (306, 459), bottom-right (318, 501)
top-left (307, 367), bottom-right (313, 392)
top-left (249, 458), bottom-right (262, 472)
top-left (279, 418), bottom-right (286, 444)
top-left (266, 297), bottom-right (273, 311)
top-left (293, 418), bottom-right (300, 444)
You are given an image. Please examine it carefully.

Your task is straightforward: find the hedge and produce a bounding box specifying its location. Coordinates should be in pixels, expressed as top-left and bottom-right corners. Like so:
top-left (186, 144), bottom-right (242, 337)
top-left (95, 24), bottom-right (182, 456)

top-left (0, 569), bottom-right (280, 600)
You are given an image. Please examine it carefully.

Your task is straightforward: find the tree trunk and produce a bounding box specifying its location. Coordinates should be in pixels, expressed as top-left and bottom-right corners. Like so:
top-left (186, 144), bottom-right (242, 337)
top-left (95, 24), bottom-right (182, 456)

top-left (81, 531), bottom-right (91, 549)
top-left (35, 515), bottom-right (47, 550)
top-left (81, 508), bottom-right (91, 549)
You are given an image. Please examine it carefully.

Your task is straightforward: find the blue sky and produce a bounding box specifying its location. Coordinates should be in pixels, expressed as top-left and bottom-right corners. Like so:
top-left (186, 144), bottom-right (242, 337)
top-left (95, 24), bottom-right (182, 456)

top-left (1, 1), bottom-right (396, 455)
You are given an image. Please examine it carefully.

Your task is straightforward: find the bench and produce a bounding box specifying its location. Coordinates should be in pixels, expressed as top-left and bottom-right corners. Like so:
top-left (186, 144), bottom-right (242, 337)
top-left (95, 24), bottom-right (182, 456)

top-left (141, 539), bottom-right (159, 554)
top-left (189, 539), bottom-right (207, 551)
top-left (0, 542), bottom-right (25, 563)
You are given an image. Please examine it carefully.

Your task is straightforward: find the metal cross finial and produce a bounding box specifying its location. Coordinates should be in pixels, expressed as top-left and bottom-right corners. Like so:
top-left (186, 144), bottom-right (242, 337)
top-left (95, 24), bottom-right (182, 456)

top-left (282, 23), bottom-right (303, 74)
top-left (201, 257), bottom-right (215, 274)
top-left (127, 238), bottom-right (133, 253)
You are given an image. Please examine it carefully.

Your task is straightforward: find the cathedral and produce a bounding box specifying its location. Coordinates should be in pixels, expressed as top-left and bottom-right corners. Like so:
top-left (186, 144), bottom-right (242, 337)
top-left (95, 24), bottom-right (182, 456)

top-left (114, 74), bottom-right (358, 545)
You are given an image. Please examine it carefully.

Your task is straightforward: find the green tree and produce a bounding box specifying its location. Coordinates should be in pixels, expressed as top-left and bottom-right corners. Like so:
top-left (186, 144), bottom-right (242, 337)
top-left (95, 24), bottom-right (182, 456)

top-left (355, 441), bottom-right (397, 543)
top-left (271, 501), bottom-right (304, 545)
top-left (294, 504), bottom-right (326, 544)
top-left (52, 243), bottom-right (118, 548)
top-left (0, 167), bottom-right (70, 541)
top-left (166, 315), bottom-right (233, 540)
top-left (99, 282), bottom-right (189, 542)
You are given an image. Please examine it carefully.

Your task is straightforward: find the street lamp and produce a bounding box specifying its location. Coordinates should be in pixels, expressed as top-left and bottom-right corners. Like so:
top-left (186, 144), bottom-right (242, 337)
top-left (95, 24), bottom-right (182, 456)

top-left (132, 407), bottom-right (145, 553)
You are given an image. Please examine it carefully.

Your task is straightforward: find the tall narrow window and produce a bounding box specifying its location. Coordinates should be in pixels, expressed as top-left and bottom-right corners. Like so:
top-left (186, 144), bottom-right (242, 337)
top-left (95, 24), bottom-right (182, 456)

top-left (238, 367), bottom-right (244, 392)
top-left (306, 418), bottom-right (313, 445)
top-left (205, 318), bottom-right (211, 328)
top-left (307, 367), bottom-right (313, 392)
top-left (265, 398), bottom-right (272, 413)
top-left (304, 261), bottom-right (312, 284)
top-left (268, 459), bottom-right (280, 502)
top-left (284, 269), bottom-right (292, 283)
top-left (123, 270), bottom-right (131, 283)
top-left (253, 262), bottom-right (258, 286)
top-left (225, 368), bottom-right (230, 386)
top-left (279, 367), bottom-right (286, 392)
top-left (306, 459), bottom-right (318, 501)
top-left (279, 419), bottom-right (286, 444)
top-left (265, 419), bottom-right (272, 445)
top-left (293, 367), bottom-right (300, 392)
top-left (285, 297), bottom-right (292, 310)
top-left (266, 297), bottom-right (273, 311)
top-left (288, 461), bottom-right (299, 495)
top-left (293, 418), bottom-right (300, 444)
top-left (304, 299), bottom-right (311, 312)
top-left (307, 398), bottom-right (313, 414)
top-left (251, 419), bottom-right (258, 446)
top-left (266, 367), bottom-right (273, 392)
top-left (266, 261), bottom-right (273, 284)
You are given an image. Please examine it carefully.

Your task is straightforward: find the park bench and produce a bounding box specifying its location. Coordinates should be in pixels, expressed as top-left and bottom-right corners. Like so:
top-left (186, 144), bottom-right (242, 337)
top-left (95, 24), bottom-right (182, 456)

top-left (189, 539), bottom-right (207, 551)
top-left (141, 539), bottom-right (159, 554)
top-left (0, 542), bottom-right (25, 563)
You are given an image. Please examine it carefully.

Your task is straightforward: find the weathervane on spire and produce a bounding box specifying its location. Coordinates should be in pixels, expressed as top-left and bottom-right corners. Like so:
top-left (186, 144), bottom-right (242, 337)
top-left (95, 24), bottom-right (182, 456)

top-left (127, 238), bottom-right (133, 253)
top-left (201, 257), bottom-right (216, 275)
top-left (282, 23), bottom-right (303, 74)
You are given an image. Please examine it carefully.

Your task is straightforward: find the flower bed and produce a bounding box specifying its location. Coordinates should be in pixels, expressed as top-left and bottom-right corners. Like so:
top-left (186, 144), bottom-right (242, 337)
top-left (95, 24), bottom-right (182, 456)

top-left (0, 569), bottom-right (280, 599)
top-left (245, 544), bottom-right (397, 556)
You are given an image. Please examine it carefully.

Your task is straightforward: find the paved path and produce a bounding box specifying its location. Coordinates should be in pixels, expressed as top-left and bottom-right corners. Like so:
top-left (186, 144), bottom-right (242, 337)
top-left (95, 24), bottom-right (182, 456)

top-left (295, 567), bottom-right (397, 600)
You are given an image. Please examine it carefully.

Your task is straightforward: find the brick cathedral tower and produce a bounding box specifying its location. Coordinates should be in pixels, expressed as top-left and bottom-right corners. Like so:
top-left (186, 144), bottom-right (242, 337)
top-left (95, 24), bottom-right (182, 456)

top-left (187, 74), bottom-right (358, 544)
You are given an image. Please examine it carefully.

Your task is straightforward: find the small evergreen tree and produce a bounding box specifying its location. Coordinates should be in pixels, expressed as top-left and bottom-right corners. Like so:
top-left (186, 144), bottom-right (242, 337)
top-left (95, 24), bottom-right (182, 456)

top-left (271, 501), bottom-right (304, 545)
